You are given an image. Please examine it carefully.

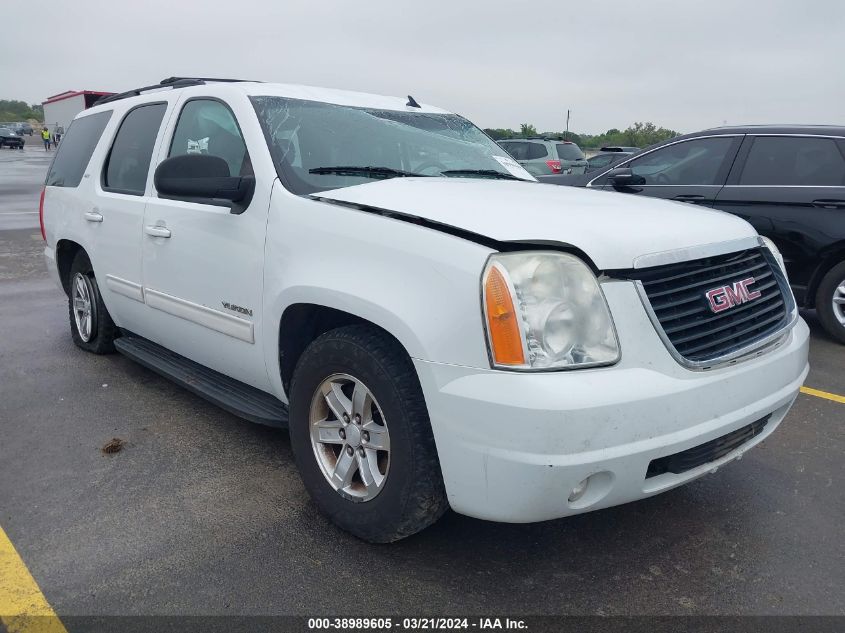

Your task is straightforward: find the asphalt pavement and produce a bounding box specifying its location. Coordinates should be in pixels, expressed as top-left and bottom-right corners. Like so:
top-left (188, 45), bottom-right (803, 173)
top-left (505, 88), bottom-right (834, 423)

top-left (0, 145), bottom-right (842, 624)
top-left (0, 135), bottom-right (52, 230)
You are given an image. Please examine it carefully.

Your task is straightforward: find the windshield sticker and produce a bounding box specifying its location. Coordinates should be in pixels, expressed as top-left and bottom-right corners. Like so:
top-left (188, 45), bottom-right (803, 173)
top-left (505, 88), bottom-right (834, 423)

top-left (492, 155), bottom-right (536, 181)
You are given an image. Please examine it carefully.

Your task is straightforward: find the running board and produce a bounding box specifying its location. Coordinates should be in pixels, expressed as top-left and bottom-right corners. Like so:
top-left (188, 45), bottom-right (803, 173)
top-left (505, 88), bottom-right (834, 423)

top-left (114, 333), bottom-right (288, 428)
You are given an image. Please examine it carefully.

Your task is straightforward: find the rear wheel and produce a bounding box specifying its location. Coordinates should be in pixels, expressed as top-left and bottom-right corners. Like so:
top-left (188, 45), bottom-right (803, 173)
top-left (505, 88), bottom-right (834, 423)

top-left (815, 261), bottom-right (845, 344)
top-left (289, 325), bottom-right (448, 542)
top-left (67, 251), bottom-right (119, 354)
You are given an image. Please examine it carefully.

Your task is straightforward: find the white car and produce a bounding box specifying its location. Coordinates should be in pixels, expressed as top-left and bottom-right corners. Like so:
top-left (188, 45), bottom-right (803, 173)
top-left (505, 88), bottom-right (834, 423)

top-left (41, 77), bottom-right (809, 542)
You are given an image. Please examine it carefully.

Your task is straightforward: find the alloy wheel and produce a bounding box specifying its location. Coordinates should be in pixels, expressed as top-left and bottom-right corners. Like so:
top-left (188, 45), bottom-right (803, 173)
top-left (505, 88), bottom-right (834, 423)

top-left (309, 373), bottom-right (391, 502)
top-left (833, 279), bottom-right (845, 326)
top-left (72, 272), bottom-right (97, 342)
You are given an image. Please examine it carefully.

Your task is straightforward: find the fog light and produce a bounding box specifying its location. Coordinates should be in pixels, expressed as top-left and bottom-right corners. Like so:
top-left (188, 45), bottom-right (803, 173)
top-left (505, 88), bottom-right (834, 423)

top-left (568, 477), bottom-right (589, 503)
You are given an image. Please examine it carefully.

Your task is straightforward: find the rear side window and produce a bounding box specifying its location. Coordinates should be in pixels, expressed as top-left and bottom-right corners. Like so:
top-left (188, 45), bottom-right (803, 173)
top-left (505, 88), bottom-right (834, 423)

top-left (556, 143), bottom-right (585, 161)
top-left (45, 111), bottom-right (111, 187)
top-left (526, 143), bottom-right (548, 159)
top-left (169, 99), bottom-right (250, 177)
top-left (740, 136), bottom-right (845, 186)
top-left (103, 103), bottom-right (167, 195)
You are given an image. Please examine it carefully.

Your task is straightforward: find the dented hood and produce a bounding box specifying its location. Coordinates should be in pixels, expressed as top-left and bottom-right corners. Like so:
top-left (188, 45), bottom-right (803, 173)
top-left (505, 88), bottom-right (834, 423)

top-left (316, 177), bottom-right (757, 269)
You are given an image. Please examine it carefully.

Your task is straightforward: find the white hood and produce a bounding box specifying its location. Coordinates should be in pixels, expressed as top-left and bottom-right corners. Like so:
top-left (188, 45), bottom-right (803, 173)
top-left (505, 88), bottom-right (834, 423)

top-left (316, 178), bottom-right (757, 269)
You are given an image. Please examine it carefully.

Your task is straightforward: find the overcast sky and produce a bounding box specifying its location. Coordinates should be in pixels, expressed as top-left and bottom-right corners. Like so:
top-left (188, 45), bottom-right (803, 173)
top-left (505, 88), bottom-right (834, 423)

top-left (2, 0), bottom-right (842, 134)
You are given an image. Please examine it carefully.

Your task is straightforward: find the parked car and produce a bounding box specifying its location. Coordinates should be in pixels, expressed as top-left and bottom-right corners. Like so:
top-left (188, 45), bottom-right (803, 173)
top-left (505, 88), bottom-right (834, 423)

top-left (540, 125), bottom-right (845, 343)
top-left (41, 78), bottom-right (808, 542)
top-left (18, 122), bottom-right (34, 136)
top-left (498, 137), bottom-right (588, 176)
top-left (0, 127), bottom-right (25, 149)
top-left (586, 146), bottom-right (640, 172)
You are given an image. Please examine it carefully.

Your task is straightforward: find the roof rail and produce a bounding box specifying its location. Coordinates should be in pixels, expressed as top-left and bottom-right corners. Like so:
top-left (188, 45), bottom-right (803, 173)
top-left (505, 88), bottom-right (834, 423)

top-left (95, 76), bottom-right (261, 106)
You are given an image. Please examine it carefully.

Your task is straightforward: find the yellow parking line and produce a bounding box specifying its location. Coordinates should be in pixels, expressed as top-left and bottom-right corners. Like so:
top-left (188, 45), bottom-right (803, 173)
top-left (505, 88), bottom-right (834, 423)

top-left (800, 386), bottom-right (845, 404)
top-left (0, 524), bottom-right (67, 633)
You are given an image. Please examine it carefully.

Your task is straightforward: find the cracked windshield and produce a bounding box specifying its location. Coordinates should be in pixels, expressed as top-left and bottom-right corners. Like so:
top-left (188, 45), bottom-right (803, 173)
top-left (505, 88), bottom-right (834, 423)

top-left (251, 96), bottom-right (535, 194)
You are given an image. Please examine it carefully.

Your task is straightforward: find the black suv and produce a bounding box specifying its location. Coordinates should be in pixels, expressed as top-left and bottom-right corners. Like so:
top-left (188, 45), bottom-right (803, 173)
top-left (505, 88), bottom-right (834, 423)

top-left (540, 126), bottom-right (845, 342)
top-left (0, 126), bottom-right (25, 149)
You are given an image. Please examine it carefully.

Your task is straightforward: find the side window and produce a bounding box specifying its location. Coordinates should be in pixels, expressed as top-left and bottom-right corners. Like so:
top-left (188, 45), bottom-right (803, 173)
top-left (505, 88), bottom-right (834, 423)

top-left (526, 143), bottom-right (548, 159)
top-left (629, 137), bottom-right (735, 185)
top-left (590, 154), bottom-right (615, 169)
top-left (556, 143), bottom-right (585, 161)
top-left (102, 103), bottom-right (167, 195)
top-left (740, 136), bottom-right (845, 186)
top-left (499, 142), bottom-right (526, 160)
top-left (169, 99), bottom-right (251, 176)
top-left (46, 111), bottom-right (112, 187)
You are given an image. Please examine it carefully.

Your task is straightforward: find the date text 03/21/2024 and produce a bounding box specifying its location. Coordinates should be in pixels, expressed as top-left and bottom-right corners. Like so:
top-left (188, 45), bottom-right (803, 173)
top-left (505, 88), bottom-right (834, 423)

top-left (307, 617), bottom-right (528, 630)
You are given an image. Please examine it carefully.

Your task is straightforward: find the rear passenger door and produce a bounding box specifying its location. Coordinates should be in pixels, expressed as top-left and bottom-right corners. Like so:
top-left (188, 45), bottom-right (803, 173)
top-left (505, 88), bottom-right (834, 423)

top-left (598, 135), bottom-right (742, 206)
top-left (140, 96), bottom-right (273, 392)
top-left (90, 101), bottom-right (171, 333)
top-left (715, 134), bottom-right (845, 301)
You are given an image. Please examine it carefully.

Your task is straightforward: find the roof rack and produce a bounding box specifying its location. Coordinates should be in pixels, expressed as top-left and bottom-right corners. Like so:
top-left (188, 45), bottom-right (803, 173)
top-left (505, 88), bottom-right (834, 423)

top-left (95, 76), bottom-right (261, 106)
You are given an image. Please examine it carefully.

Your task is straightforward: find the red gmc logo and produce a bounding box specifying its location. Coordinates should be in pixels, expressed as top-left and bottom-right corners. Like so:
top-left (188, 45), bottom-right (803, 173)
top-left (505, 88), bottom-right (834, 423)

top-left (705, 277), bottom-right (762, 313)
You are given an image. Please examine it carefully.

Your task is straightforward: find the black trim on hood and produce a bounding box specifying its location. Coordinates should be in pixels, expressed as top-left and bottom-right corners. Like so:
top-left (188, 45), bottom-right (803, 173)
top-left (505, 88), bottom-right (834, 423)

top-left (309, 195), bottom-right (600, 272)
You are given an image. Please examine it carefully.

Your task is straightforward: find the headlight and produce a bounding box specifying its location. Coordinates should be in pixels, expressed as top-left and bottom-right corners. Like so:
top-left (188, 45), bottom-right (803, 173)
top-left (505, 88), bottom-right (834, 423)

top-left (760, 236), bottom-right (788, 280)
top-left (482, 251), bottom-right (620, 370)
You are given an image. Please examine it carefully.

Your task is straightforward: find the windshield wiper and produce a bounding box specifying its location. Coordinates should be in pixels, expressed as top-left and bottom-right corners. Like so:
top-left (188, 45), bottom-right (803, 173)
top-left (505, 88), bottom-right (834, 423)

top-left (440, 169), bottom-right (522, 181)
top-left (308, 165), bottom-right (430, 179)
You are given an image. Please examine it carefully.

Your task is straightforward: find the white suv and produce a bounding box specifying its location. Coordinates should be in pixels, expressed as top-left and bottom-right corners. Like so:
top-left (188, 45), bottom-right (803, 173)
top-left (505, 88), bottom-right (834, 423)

top-left (41, 77), bottom-right (809, 542)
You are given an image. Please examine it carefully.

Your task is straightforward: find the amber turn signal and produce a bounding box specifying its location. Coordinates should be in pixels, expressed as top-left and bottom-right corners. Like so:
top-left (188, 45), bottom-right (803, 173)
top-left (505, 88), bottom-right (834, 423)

top-left (483, 265), bottom-right (526, 366)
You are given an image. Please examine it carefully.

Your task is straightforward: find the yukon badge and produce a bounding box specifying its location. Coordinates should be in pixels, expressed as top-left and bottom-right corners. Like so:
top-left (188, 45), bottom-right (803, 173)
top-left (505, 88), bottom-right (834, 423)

top-left (705, 277), bottom-right (762, 313)
top-left (222, 301), bottom-right (253, 317)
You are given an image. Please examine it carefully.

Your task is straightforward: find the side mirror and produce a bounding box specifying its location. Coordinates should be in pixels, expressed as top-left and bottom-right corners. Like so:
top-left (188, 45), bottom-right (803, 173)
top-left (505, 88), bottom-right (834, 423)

top-left (607, 167), bottom-right (645, 190)
top-left (154, 154), bottom-right (254, 213)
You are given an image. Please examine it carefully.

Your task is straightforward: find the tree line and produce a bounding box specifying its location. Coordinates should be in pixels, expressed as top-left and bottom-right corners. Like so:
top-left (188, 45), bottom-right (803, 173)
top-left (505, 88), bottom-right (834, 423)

top-left (0, 100), bottom-right (44, 123)
top-left (484, 121), bottom-right (680, 149)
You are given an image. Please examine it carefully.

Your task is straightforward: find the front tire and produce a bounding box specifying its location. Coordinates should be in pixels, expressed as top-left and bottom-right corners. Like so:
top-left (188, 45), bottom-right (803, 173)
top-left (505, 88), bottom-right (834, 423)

top-left (289, 325), bottom-right (448, 543)
top-left (67, 251), bottom-right (119, 354)
top-left (815, 261), bottom-right (845, 344)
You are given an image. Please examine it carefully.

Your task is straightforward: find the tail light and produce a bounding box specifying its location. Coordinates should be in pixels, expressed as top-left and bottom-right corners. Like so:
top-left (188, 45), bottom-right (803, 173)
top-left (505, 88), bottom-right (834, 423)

top-left (545, 160), bottom-right (562, 174)
top-left (39, 187), bottom-right (46, 240)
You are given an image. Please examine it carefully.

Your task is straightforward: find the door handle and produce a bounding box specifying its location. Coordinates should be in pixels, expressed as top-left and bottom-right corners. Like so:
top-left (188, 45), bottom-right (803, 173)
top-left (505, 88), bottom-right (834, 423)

top-left (673, 194), bottom-right (705, 201)
top-left (144, 225), bottom-right (171, 238)
top-left (812, 199), bottom-right (845, 209)
top-left (84, 210), bottom-right (103, 222)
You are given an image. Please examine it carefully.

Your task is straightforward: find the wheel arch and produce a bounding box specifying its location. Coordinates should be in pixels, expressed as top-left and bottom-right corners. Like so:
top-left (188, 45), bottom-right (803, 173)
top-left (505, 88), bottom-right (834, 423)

top-left (55, 239), bottom-right (87, 296)
top-left (276, 299), bottom-right (424, 397)
top-left (807, 241), bottom-right (845, 308)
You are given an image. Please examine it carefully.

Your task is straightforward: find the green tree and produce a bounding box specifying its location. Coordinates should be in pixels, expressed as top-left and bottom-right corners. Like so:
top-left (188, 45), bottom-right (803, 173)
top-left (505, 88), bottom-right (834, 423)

top-left (519, 123), bottom-right (537, 138)
top-left (0, 100), bottom-right (44, 123)
top-left (483, 128), bottom-right (516, 140)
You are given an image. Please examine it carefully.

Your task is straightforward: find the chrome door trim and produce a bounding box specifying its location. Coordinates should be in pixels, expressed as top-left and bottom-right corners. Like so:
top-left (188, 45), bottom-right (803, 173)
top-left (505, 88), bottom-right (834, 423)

top-left (144, 287), bottom-right (254, 343)
top-left (105, 274), bottom-right (144, 303)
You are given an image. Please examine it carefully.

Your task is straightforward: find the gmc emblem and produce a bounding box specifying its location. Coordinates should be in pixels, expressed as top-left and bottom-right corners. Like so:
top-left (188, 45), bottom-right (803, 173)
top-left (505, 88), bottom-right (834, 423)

top-left (705, 277), bottom-right (762, 313)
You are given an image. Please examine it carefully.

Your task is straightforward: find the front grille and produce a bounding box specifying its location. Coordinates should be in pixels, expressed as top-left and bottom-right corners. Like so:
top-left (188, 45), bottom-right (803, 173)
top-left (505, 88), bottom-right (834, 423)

top-left (622, 248), bottom-right (792, 364)
top-left (645, 416), bottom-right (770, 478)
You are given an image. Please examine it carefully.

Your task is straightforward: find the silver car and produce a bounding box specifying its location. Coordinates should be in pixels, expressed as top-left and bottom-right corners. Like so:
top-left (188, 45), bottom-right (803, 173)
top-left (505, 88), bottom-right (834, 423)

top-left (497, 138), bottom-right (587, 176)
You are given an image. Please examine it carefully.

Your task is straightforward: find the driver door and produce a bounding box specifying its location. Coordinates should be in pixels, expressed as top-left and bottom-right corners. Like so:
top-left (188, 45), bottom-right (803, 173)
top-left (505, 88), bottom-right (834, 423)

top-left (600, 135), bottom-right (742, 207)
top-left (140, 95), bottom-right (273, 392)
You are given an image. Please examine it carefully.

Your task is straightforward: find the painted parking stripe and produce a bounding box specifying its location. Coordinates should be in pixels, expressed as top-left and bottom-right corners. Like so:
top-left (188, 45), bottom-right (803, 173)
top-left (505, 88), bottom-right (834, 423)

top-left (800, 386), bottom-right (845, 404)
top-left (0, 525), bottom-right (67, 633)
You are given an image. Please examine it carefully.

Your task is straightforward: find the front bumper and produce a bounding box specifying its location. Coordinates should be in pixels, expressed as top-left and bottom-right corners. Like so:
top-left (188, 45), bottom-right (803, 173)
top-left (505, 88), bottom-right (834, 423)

top-left (414, 280), bottom-right (810, 523)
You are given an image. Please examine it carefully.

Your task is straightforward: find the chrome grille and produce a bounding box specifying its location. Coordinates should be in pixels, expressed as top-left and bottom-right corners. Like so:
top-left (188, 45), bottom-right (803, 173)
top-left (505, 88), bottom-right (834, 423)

top-left (622, 247), bottom-right (793, 365)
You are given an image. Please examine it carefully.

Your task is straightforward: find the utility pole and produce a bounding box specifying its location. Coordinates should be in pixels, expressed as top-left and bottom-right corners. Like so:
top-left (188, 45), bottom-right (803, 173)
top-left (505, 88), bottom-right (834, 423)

top-left (565, 110), bottom-right (570, 140)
